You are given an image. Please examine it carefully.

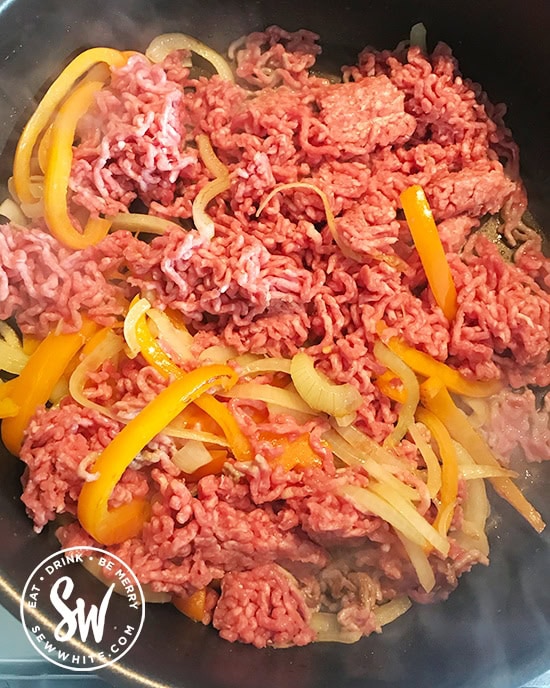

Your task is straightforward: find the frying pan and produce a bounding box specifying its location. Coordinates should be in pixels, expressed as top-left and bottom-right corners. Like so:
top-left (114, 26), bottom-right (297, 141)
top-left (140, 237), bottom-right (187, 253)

top-left (0, 0), bottom-right (549, 686)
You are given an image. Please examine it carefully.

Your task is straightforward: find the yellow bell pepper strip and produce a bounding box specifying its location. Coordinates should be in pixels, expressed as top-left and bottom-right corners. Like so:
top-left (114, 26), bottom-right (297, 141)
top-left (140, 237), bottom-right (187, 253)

top-left (13, 47), bottom-right (126, 205)
top-left (77, 364), bottom-right (238, 545)
top-left (400, 185), bottom-right (458, 321)
top-left (384, 335), bottom-right (502, 398)
top-left (133, 308), bottom-right (253, 462)
top-left (172, 587), bottom-right (207, 622)
top-left (0, 398), bottom-right (19, 419)
top-left (1, 318), bottom-right (99, 455)
top-left (419, 377), bottom-right (545, 533)
top-left (415, 406), bottom-right (458, 536)
top-left (21, 334), bottom-right (41, 356)
top-left (44, 79), bottom-right (111, 250)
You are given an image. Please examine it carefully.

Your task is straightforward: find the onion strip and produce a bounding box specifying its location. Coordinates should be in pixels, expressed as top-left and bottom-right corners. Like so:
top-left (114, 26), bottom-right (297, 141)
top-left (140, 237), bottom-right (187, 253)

top-left (373, 597), bottom-right (412, 627)
top-left (192, 175), bottom-right (230, 240)
top-left (110, 213), bottom-right (184, 236)
top-left (290, 352), bottom-right (362, 419)
top-left (396, 532), bottom-right (435, 593)
top-left (408, 422), bottom-right (441, 499)
top-left (310, 612), bottom-right (361, 644)
top-left (325, 429), bottom-right (419, 503)
top-left (373, 340), bottom-right (420, 446)
top-left (145, 33), bottom-right (234, 81)
top-left (239, 357), bottom-right (292, 376)
top-left (123, 297), bottom-right (152, 358)
top-left (222, 382), bottom-right (317, 415)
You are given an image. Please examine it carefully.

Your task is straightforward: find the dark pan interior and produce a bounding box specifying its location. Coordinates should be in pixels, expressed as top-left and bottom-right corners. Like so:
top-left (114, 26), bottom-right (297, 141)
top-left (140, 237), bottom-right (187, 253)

top-left (0, 1), bottom-right (549, 687)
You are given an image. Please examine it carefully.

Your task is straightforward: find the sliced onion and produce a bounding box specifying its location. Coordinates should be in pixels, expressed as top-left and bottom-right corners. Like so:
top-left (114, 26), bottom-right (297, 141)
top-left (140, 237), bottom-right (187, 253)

top-left (408, 422), bottom-right (441, 499)
top-left (239, 356), bottom-right (292, 377)
top-left (396, 532), bottom-right (435, 593)
top-left (0, 198), bottom-right (27, 225)
top-left (0, 339), bottom-right (28, 375)
top-left (222, 381), bottom-right (317, 415)
top-left (290, 352), bottom-right (362, 419)
top-left (146, 308), bottom-right (194, 362)
top-left (310, 612), bottom-right (362, 644)
top-left (459, 464), bottom-right (518, 480)
top-left (197, 133), bottom-right (229, 179)
top-left (145, 33), bottom-right (234, 82)
top-left (199, 345), bottom-right (239, 364)
top-left (333, 424), bottom-right (405, 469)
top-left (325, 429), bottom-right (419, 503)
top-left (0, 322), bottom-right (23, 349)
top-left (373, 597), bottom-right (412, 627)
top-left (69, 330), bottom-right (125, 420)
top-left (192, 175), bottom-right (230, 239)
top-left (409, 22), bottom-right (427, 52)
top-left (373, 340), bottom-right (419, 446)
top-left (163, 424), bottom-right (229, 447)
top-left (172, 439), bottom-right (216, 473)
top-left (123, 297), bottom-right (152, 358)
top-left (111, 213), bottom-right (184, 236)
top-left (453, 441), bottom-right (490, 557)
top-left (341, 483), bottom-right (449, 555)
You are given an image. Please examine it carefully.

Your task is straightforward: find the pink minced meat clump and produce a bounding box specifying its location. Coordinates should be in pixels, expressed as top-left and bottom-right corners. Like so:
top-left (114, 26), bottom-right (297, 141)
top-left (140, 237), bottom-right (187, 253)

top-left (1, 25), bottom-right (549, 648)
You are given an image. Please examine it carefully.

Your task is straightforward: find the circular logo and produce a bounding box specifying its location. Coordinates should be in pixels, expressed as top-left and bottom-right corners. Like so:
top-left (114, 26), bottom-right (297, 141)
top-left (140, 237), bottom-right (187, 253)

top-left (20, 546), bottom-right (145, 672)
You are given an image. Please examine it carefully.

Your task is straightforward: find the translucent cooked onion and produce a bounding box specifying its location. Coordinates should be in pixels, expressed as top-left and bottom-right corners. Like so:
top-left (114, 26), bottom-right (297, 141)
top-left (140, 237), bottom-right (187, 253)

top-left (325, 429), bottom-right (419, 503)
top-left (172, 439), bottom-right (216, 473)
top-left (373, 340), bottom-right (419, 446)
top-left (310, 612), bottom-right (362, 644)
top-left (123, 297), bottom-right (152, 358)
top-left (0, 327), bottom-right (29, 375)
top-left (256, 181), bottom-right (365, 262)
top-left (0, 198), bottom-right (27, 226)
top-left (333, 423), bottom-right (405, 469)
top-left (409, 22), bottom-right (427, 52)
top-left (238, 356), bottom-right (292, 376)
top-left (197, 133), bottom-right (229, 179)
top-left (145, 33), bottom-right (234, 82)
top-left (146, 308), bottom-right (194, 362)
top-left (290, 352), bottom-right (362, 419)
top-left (453, 441), bottom-right (490, 557)
top-left (459, 464), bottom-right (518, 480)
top-left (198, 345), bottom-right (239, 364)
top-left (408, 422), bottom-right (442, 499)
top-left (396, 532), bottom-right (435, 593)
top-left (192, 175), bottom-right (230, 239)
top-left (110, 213), bottom-right (184, 236)
top-left (163, 423), bottom-right (229, 447)
top-left (69, 330), bottom-right (124, 421)
top-left (373, 597), bottom-right (412, 627)
top-left (222, 381), bottom-right (317, 415)
top-left (341, 483), bottom-right (449, 555)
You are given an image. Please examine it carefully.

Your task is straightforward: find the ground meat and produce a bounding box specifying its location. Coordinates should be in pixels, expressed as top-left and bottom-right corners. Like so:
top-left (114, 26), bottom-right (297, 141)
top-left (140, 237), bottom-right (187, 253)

top-left (212, 564), bottom-right (316, 648)
top-left (2, 26), bottom-right (547, 651)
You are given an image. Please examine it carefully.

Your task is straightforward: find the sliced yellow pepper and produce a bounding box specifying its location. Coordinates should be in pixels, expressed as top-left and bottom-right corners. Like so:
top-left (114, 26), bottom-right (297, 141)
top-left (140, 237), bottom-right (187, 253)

top-left (374, 370), bottom-right (407, 404)
top-left (77, 364), bottom-right (238, 545)
top-left (44, 79), bottom-right (111, 249)
top-left (1, 318), bottom-right (98, 454)
top-left (419, 377), bottom-right (545, 533)
top-left (415, 406), bottom-right (458, 536)
top-left (13, 47), bottom-right (126, 205)
top-left (385, 336), bottom-right (502, 398)
top-left (0, 398), bottom-right (19, 419)
top-left (134, 309), bottom-right (252, 462)
top-left (400, 185), bottom-right (458, 321)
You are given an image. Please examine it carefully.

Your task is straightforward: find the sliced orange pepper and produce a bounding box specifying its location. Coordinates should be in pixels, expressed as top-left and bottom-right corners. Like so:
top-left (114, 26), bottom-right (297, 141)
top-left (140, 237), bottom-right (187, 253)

top-left (419, 377), bottom-right (544, 533)
top-left (172, 587), bottom-right (207, 622)
top-left (13, 47), bottom-right (126, 205)
top-left (375, 370), bottom-right (407, 404)
top-left (21, 334), bottom-right (41, 356)
top-left (133, 308), bottom-right (252, 462)
top-left (77, 364), bottom-right (238, 545)
top-left (0, 398), bottom-right (19, 419)
top-left (261, 431), bottom-right (323, 471)
top-left (385, 336), bottom-right (502, 398)
top-left (185, 450), bottom-right (228, 481)
top-left (415, 406), bottom-right (458, 536)
top-left (400, 185), bottom-right (457, 321)
top-left (1, 318), bottom-right (98, 455)
top-left (44, 79), bottom-right (111, 249)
